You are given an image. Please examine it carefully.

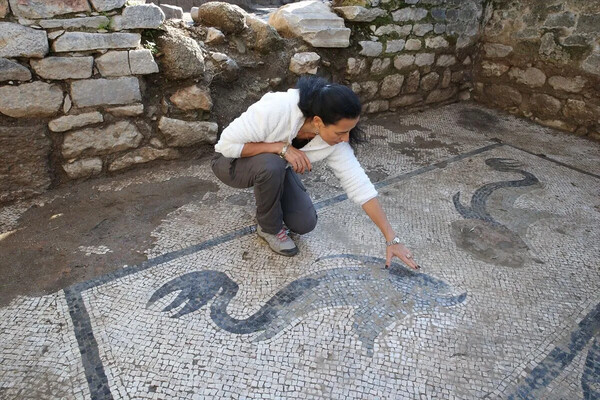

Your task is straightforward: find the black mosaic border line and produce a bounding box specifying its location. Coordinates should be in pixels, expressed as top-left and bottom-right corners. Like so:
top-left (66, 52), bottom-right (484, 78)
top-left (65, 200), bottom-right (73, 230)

top-left (62, 141), bottom-right (596, 399)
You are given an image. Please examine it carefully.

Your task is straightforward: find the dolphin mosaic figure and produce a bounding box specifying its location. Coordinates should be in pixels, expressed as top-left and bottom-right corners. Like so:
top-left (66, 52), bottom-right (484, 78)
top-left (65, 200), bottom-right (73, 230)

top-left (147, 254), bottom-right (466, 355)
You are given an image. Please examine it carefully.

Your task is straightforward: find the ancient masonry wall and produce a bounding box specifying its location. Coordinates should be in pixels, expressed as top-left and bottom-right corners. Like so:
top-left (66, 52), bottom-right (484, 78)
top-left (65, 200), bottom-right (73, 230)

top-left (474, 0), bottom-right (600, 139)
top-left (1, 0), bottom-right (484, 204)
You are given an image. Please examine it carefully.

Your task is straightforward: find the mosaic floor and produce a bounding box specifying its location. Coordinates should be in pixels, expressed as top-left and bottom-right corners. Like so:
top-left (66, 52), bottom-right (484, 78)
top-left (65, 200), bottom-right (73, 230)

top-left (1, 103), bottom-right (599, 399)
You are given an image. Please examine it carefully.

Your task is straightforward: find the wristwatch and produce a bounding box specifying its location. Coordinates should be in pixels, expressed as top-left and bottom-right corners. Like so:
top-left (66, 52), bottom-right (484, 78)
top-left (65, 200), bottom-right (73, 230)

top-left (386, 236), bottom-right (400, 246)
top-left (279, 143), bottom-right (289, 159)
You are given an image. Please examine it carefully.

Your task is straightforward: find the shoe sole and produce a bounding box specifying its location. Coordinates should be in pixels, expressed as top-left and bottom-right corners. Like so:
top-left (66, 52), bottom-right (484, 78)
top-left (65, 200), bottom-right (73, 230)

top-left (256, 232), bottom-right (299, 257)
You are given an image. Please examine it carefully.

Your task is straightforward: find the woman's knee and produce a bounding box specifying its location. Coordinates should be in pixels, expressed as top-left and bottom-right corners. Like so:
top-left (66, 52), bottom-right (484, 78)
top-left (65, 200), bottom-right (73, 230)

top-left (255, 154), bottom-right (287, 182)
top-left (286, 210), bottom-right (318, 235)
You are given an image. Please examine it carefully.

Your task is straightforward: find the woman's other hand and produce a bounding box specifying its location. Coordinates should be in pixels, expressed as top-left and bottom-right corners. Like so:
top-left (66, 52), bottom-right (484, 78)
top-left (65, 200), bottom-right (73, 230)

top-left (284, 146), bottom-right (312, 174)
top-left (386, 242), bottom-right (420, 270)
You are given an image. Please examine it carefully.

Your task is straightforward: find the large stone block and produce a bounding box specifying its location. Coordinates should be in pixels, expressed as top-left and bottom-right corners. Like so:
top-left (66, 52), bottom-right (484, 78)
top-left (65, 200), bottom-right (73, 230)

top-left (528, 94), bottom-right (562, 119)
top-left (30, 56), bottom-right (93, 80)
top-left (0, 23), bottom-right (48, 58)
top-left (0, 81), bottom-right (63, 118)
top-left (385, 40), bottom-right (405, 53)
top-left (89, 0), bottom-right (126, 12)
top-left (170, 85), bottom-right (213, 111)
top-left (334, 6), bottom-right (385, 22)
top-left (48, 112), bottom-right (104, 133)
top-left (415, 53), bottom-right (435, 66)
top-left (547, 76), bottom-right (587, 93)
top-left (392, 7), bottom-right (427, 22)
top-left (289, 52), bottom-right (320, 75)
top-left (96, 51), bottom-right (130, 77)
top-left (413, 24), bottom-right (433, 36)
top-left (481, 61), bottom-right (509, 77)
top-left (425, 36), bottom-right (449, 49)
top-left (158, 117), bottom-right (218, 147)
top-left (0, 125), bottom-right (51, 203)
top-left (508, 67), bottom-right (546, 88)
top-left (129, 49), bottom-right (159, 75)
top-left (157, 27), bottom-right (205, 80)
top-left (393, 54), bottom-right (415, 70)
top-left (8, 0), bottom-right (89, 18)
top-left (359, 41), bottom-right (382, 57)
top-left (160, 4), bottom-right (184, 20)
top-left (39, 16), bottom-right (110, 30)
top-left (0, 58), bottom-right (31, 82)
top-left (485, 84), bottom-right (522, 108)
top-left (71, 77), bottom-right (141, 108)
top-left (405, 38), bottom-right (421, 51)
top-left (269, 1), bottom-right (350, 48)
top-left (379, 74), bottom-right (404, 98)
top-left (244, 13), bottom-right (283, 54)
top-left (52, 32), bottom-right (141, 52)
top-left (195, 2), bottom-right (247, 34)
top-left (425, 87), bottom-right (457, 104)
top-left (0, 0), bottom-right (10, 18)
top-left (483, 43), bottom-right (513, 58)
top-left (62, 121), bottom-right (143, 159)
top-left (62, 158), bottom-right (103, 179)
top-left (420, 72), bottom-right (440, 91)
top-left (109, 147), bottom-right (180, 171)
top-left (111, 4), bottom-right (165, 30)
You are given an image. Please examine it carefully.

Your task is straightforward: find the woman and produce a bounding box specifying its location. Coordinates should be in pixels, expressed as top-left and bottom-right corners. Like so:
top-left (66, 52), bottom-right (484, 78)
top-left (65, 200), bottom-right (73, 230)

top-left (212, 76), bottom-right (419, 270)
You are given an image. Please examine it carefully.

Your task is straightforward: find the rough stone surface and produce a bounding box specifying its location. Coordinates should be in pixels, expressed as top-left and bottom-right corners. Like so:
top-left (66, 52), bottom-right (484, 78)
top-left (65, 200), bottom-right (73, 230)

top-left (420, 72), bottom-right (440, 91)
top-left (129, 49), bottom-right (159, 75)
top-left (393, 54), bottom-right (415, 70)
top-left (359, 41), bottom-right (382, 57)
top-left (0, 23), bottom-right (48, 58)
top-left (425, 36), bottom-right (449, 49)
top-left (403, 70), bottom-right (420, 93)
top-left (160, 4), bottom-right (184, 20)
top-left (269, 1), bottom-right (351, 48)
top-left (485, 84), bottom-right (522, 108)
top-left (95, 51), bottom-right (130, 77)
top-left (547, 76), bottom-right (587, 93)
top-left (425, 87), bottom-right (457, 104)
top-left (205, 27), bottom-right (225, 44)
top-left (0, 125), bottom-right (51, 203)
top-left (158, 117), bottom-right (218, 147)
top-left (106, 104), bottom-right (144, 117)
top-left (370, 58), bottom-right (390, 75)
top-left (109, 147), bottom-right (180, 172)
top-left (480, 60), bottom-right (509, 77)
top-left (508, 67), bottom-right (546, 88)
top-left (405, 38), bottom-right (422, 51)
top-left (89, 0), bottom-right (126, 12)
top-left (351, 81), bottom-right (378, 100)
top-left (544, 12), bottom-right (576, 29)
top-left (196, 2), bottom-right (246, 34)
top-left (71, 77), bottom-right (141, 108)
top-left (415, 53), bottom-right (435, 66)
top-left (577, 14), bottom-right (600, 34)
top-left (374, 24), bottom-right (411, 37)
top-left (289, 52), bottom-right (320, 74)
top-left (563, 99), bottom-right (596, 124)
top-left (581, 52), bottom-right (600, 76)
top-left (346, 57), bottom-right (367, 75)
top-left (0, 0), bottom-right (9, 18)
top-left (30, 56), bottom-right (93, 80)
top-left (170, 85), bottom-right (213, 111)
top-left (412, 24), bottom-right (433, 36)
top-left (392, 7), bottom-right (427, 22)
top-left (0, 82), bottom-right (63, 118)
top-left (334, 6), bottom-right (385, 22)
top-left (244, 14), bottom-right (283, 54)
top-left (436, 54), bottom-right (456, 67)
top-left (52, 32), bottom-right (141, 52)
top-left (0, 58), bottom-right (31, 82)
top-left (49, 112), bottom-right (104, 133)
top-left (441, 68), bottom-right (451, 88)
top-left (483, 43), bottom-right (513, 58)
top-left (379, 74), bottom-right (404, 98)
top-left (390, 94), bottom-right (422, 107)
top-left (39, 16), bottom-right (109, 29)
top-left (206, 52), bottom-right (238, 83)
top-left (8, 0), bottom-right (90, 18)
top-left (157, 27), bottom-right (205, 80)
top-left (62, 121), bottom-right (143, 159)
top-left (364, 100), bottom-right (388, 113)
top-left (528, 94), bottom-right (562, 119)
top-left (62, 158), bottom-right (103, 179)
top-left (111, 4), bottom-right (165, 30)
top-left (385, 40), bottom-right (405, 53)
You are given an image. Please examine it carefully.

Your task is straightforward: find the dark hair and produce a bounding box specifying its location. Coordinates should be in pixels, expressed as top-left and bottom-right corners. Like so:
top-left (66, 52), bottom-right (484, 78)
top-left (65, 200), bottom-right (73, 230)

top-left (296, 75), bottom-right (367, 148)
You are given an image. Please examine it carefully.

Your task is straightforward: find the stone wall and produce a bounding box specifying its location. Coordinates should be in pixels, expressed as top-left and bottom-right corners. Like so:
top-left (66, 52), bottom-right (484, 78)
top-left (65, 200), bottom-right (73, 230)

top-left (474, 0), bottom-right (600, 139)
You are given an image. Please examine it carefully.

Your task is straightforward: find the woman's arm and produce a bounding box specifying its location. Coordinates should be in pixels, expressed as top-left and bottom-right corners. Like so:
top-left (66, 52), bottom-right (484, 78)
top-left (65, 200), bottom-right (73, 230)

top-left (362, 197), bottom-right (420, 270)
top-left (241, 142), bottom-right (313, 173)
top-left (241, 142), bottom-right (285, 157)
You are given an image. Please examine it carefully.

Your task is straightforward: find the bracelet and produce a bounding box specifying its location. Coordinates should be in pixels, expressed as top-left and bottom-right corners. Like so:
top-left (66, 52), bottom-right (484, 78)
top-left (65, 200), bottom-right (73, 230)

top-left (279, 143), bottom-right (289, 159)
top-left (386, 236), bottom-right (400, 246)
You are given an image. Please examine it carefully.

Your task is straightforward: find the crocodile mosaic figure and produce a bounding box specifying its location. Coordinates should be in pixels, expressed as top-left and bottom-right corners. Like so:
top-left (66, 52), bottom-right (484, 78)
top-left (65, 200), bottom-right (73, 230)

top-left (147, 254), bottom-right (466, 356)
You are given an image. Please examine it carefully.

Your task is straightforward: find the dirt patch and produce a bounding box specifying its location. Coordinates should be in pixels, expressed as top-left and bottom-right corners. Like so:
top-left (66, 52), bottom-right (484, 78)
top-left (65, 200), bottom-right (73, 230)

top-left (388, 136), bottom-right (461, 163)
top-left (0, 176), bottom-right (218, 306)
top-left (457, 108), bottom-right (502, 133)
top-left (369, 114), bottom-right (432, 134)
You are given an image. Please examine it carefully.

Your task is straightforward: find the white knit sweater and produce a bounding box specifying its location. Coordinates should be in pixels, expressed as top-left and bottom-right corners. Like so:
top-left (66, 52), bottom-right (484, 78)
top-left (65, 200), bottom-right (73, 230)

top-left (214, 88), bottom-right (377, 205)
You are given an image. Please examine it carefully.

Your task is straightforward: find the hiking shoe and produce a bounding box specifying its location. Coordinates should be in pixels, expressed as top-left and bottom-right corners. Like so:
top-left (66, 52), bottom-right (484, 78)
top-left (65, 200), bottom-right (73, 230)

top-left (256, 225), bottom-right (299, 256)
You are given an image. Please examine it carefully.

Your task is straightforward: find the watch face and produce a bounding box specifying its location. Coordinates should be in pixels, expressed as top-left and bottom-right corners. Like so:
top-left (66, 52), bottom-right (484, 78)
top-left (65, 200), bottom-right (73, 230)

top-left (393, 237), bottom-right (400, 244)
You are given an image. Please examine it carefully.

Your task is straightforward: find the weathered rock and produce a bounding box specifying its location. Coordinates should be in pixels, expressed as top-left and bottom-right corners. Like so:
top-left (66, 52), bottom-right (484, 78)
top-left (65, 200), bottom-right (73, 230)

top-left (364, 100), bottom-right (389, 113)
top-left (160, 4), bottom-right (184, 20)
top-left (547, 76), bottom-right (587, 93)
top-left (346, 57), bottom-right (367, 75)
top-left (458, 90), bottom-right (471, 101)
top-left (170, 85), bottom-right (213, 111)
top-left (62, 158), bottom-right (103, 179)
top-left (49, 112), bottom-right (103, 133)
top-left (527, 94), bottom-right (562, 119)
top-left (392, 7), bottom-right (427, 22)
top-left (425, 87), bottom-right (457, 104)
top-left (71, 77), bottom-right (141, 107)
top-left (158, 117), bottom-right (218, 147)
top-left (8, 0), bottom-right (89, 18)
top-left (403, 70), bottom-right (420, 93)
top-left (437, 54), bottom-right (456, 67)
top-left (111, 4), bottom-right (165, 30)
top-left (434, 23), bottom-right (446, 34)
top-left (370, 58), bottom-right (390, 75)
top-left (157, 27), bottom-right (205, 80)
top-left (95, 51), bottom-right (130, 77)
top-left (31, 56), bottom-right (93, 80)
top-left (393, 54), bottom-right (414, 70)
top-left (359, 41), bottom-right (382, 57)
top-left (483, 43), bottom-right (513, 58)
top-left (0, 0), bottom-right (9, 18)
top-left (196, 2), bottom-right (246, 34)
top-left (412, 24), bottom-right (433, 36)
top-left (385, 39), bottom-right (405, 53)
top-left (334, 6), bottom-right (385, 22)
top-left (244, 13), bottom-right (283, 54)
top-left (582, 51), bottom-right (600, 76)
top-left (577, 14), bottom-right (600, 34)
top-left (63, 94), bottom-right (72, 113)
top-left (351, 81), bottom-right (378, 101)
top-left (269, 1), bottom-right (351, 48)
top-left (390, 94), bottom-right (422, 108)
top-left (508, 67), bottom-right (546, 88)
top-left (420, 72), bottom-right (439, 91)
top-left (206, 52), bottom-right (239, 82)
top-left (0, 23), bottom-right (48, 58)
top-left (0, 125), bottom-right (51, 203)
top-left (405, 38), bottom-right (421, 51)
top-left (53, 32), bottom-right (141, 52)
top-left (481, 60), bottom-right (509, 77)
top-left (0, 58), bottom-right (31, 82)
top-left (441, 68), bottom-right (451, 88)
top-left (106, 104), bottom-right (144, 117)
top-left (536, 118), bottom-right (576, 132)
top-left (48, 30), bottom-right (64, 40)
top-left (206, 27), bottom-right (226, 44)
top-left (129, 49), bottom-right (159, 75)
top-left (544, 12), bottom-right (576, 28)
top-left (62, 121), bottom-right (143, 159)
top-left (563, 99), bottom-right (597, 124)
top-left (89, 0), bottom-right (126, 12)
top-left (0, 82), bottom-right (63, 118)
top-left (374, 24), bottom-right (411, 37)
top-left (39, 16), bottom-right (109, 29)
top-left (379, 74), bottom-right (404, 98)
top-left (485, 84), bottom-right (522, 108)
top-left (109, 147), bottom-right (180, 171)
top-left (425, 36), bottom-right (448, 49)
top-left (289, 52), bottom-right (320, 74)
top-left (415, 53), bottom-right (435, 66)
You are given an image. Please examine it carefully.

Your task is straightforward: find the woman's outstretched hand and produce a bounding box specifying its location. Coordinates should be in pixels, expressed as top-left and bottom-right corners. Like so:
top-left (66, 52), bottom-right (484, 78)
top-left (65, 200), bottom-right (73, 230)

top-left (386, 242), bottom-right (420, 270)
top-left (284, 146), bottom-right (312, 174)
